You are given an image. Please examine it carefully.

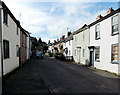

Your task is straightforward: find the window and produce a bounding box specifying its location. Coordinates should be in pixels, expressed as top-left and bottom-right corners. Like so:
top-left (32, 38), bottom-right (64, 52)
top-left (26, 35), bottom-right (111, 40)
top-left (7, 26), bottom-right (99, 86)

top-left (112, 15), bottom-right (118, 35)
top-left (17, 26), bottom-right (19, 35)
top-left (95, 46), bottom-right (100, 61)
top-left (83, 34), bottom-right (85, 41)
top-left (111, 43), bottom-right (118, 63)
top-left (69, 41), bottom-right (71, 46)
top-left (16, 45), bottom-right (19, 57)
top-left (69, 50), bottom-right (71, 55)
top-left (75, 37), bottom-right (76, 41)
top-left (3, 40), bottom-right (10, 59)
top-left (75, 49), bottom-right (76, 56)
top-left (3, 10), bottom-right (8, 25)
top-left (95, 24), bottom-right (100, 39)
top-left (83, 49), bottom-right (85, 57)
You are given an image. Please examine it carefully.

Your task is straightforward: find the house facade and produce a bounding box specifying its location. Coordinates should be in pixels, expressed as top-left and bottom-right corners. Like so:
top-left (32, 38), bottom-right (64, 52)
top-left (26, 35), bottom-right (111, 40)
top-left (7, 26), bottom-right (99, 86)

top-left (0, 1), bottom-right (20, 75)
top-left (63, 32), bottom-right (73, 60)
top-left (73, 25), bottom-right (90, 65)
top-left (89, 8), bottom-right (120, 74)
top-left (26, 31), bottom-right (31, 60)
top-left (20, 28), bottom-right (27, 66)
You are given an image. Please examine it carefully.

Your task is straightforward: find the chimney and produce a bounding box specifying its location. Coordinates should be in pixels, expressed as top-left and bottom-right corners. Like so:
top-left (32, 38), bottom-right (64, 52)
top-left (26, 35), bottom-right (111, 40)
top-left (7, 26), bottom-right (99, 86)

top-left (106, 7), bottom-right (114, 14)
top-left (54, 40), bottom-right (56, 43)
top-left (57, 39), bottom-right (59, 42)
top-left (67, 32), bottom-right (71, 37)
top-left (96, 14), bottom-right (103, 20)
top-left (62, 35), bottom-right (65, 40)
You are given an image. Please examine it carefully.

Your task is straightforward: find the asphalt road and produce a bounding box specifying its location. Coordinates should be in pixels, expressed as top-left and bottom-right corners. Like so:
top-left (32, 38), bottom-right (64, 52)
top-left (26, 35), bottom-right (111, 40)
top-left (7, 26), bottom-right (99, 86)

top-left (34, 56), bottom-right (119, 94)
top-left (3, 56), bottom-right (119, 94)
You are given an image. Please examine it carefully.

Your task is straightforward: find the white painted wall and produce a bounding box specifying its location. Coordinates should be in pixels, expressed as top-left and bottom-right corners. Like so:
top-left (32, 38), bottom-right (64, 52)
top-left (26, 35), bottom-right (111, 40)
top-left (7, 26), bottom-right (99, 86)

top-left (0, 4), bottom-right (2, 77)
top-left (90, 13), bottom-right (119, 74)
top-left (2, 9), bottom-right (20, 75)
top-left (73, 28), bottom-right (90, 64)
top-left (63, 40), bottom-right (73, 57)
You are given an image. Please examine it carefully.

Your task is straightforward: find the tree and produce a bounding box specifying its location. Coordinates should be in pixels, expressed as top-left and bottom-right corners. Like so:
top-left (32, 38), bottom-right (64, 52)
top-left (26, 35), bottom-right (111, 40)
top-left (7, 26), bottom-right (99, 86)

top-left (38, 38), bottom-right (42, 43)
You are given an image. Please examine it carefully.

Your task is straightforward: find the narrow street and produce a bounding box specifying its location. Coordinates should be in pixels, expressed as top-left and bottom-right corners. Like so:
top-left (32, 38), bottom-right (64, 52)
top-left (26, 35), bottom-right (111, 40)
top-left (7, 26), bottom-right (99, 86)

top-left (3, 56), bottom-right (119, 94)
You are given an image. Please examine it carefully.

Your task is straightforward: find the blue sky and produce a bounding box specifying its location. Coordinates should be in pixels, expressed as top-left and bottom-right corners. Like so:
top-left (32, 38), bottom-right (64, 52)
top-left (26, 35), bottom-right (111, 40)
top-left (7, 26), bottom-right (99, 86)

top-left (2, 0), bottom-right (119, 43)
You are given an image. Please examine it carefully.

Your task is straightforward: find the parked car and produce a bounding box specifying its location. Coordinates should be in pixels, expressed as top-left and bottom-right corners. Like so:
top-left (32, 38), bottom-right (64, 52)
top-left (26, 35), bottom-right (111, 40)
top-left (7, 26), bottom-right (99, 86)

top-left (36, 51), bottom-right (44, 59)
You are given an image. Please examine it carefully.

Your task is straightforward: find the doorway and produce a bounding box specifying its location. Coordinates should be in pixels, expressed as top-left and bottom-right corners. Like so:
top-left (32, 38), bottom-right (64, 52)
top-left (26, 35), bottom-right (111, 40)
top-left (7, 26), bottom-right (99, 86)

top-left (77, 47), bottom-right (81, 63)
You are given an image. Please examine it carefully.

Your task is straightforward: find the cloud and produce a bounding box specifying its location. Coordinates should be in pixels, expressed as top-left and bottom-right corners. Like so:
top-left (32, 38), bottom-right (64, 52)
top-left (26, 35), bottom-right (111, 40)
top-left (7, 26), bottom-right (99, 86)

top-left (2, 0), bottom-right (116, 43)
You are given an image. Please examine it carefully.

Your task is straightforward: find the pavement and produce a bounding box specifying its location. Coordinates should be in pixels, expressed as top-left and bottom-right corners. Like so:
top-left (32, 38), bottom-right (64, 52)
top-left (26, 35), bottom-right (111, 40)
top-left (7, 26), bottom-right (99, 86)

top-left (2, 56), bottom-right (120, 94)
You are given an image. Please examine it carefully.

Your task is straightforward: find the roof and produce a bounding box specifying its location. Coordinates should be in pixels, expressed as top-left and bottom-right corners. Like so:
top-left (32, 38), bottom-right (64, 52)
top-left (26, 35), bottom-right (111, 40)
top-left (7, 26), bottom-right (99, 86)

top-left (0, 1), bottom-right (31, 37)
top-left (64, 33), bottom-right (73, 42)
top-left (89, 8), bottom-right (120, 27)
top-left (73, 24), bottom-right (89, 35)
top-left (0, 1), bottom-right (20, 27)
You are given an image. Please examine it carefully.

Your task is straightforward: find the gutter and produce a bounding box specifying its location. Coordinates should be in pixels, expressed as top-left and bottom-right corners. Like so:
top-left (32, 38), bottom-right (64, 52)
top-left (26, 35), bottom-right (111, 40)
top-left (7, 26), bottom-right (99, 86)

top-left (0, 1), bottom-right (3, 94)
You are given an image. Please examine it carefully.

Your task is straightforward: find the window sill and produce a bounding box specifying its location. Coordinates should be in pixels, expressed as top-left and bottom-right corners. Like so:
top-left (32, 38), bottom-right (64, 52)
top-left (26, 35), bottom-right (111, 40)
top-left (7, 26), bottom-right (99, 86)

top-left (111, 32), bottom-right (119, 36)
top-left (95, 60), bottom-right (100, 62)
top-left (95, 37), bottom-right (100, 40)
top-left (3, 22), bottom-right (8, 27)
top-left (111, 61), bottom-right (119, 64)
top-left (4, 57), bottom-right (10, 60)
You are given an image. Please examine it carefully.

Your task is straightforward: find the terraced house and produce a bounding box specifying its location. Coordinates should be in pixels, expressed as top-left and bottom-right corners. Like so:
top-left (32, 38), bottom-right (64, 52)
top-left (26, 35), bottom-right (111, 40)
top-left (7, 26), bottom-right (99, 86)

top-left (73, 24), bottom-right (90, 65)
top-left (63, 32), bottom-right (73, 61)
top-left (0, 1), bottom-right (20, 76)
top-left (88, 8), bottom-right (120, 74)
top-left (0, 1), bottom-right (31, 77)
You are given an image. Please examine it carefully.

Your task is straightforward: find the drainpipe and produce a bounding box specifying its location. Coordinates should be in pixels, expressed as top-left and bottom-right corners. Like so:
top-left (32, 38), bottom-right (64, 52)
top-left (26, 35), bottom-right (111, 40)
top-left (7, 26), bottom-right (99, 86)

top-left (0, 1), bottom-right (3, 94)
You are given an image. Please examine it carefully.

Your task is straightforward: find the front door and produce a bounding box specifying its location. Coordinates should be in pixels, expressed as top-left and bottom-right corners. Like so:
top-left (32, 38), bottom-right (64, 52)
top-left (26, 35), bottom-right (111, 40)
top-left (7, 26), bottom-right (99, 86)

top-left (90, 51), bottom-right (94, 66)
top-left (77, 47), bottom-right (81, 63)
top-left (88, 46), bottom-right (95, 66)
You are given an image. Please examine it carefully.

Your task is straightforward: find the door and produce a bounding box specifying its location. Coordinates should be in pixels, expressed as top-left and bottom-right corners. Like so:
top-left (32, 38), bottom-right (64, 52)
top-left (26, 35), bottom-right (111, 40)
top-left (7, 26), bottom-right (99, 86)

top-left (77, 48), bottom-right (81, 63)
top-left (90, 51), bottom-right (94, 66)
top-left (88, 46), bottom-right (95, 66)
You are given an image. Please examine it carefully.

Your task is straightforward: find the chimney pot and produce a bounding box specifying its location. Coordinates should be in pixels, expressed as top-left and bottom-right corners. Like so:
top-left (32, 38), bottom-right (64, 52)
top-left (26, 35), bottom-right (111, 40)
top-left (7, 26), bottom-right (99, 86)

top-left (96, 14), bottom-right (103, 20)
top-left (106, 7), bottom-right (114, 14)
top-left (67, 32), bottom-right (71, 37)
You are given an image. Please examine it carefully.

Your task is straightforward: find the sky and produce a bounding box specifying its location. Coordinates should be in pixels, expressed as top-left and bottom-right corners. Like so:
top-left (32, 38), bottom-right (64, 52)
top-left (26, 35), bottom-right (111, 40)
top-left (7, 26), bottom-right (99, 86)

top-left (2, 0), bottom-right (119, 43)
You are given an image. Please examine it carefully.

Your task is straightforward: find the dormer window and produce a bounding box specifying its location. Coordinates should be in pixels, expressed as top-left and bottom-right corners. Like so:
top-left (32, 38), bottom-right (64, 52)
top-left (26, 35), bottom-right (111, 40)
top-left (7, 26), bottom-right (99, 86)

top-left (112, 15), bottom-right (118, 35)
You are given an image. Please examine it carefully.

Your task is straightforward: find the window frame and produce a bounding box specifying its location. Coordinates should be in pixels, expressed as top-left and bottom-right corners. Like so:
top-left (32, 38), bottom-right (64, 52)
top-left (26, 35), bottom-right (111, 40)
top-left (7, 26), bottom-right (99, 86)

top-left (95, 46), bottom-right (100, 62)
top-left (16, 45), bottom-right (19, 57)
top-left (111, 15), bottom-right (119, 36)
top-left (3, 40), bottom-right (10, 59)
top-left (111, 43), bottom-right (119, 64)
top-left (75, 49), bottom-right (76, 56)
top-left (83, 49), bottom-right (85, 57)
top-left (3, 10), bottom-right (8, 25)
top-left (69, 41), bottom-right (70, 46)
top-left (95, 23), bottom-right (100, 40)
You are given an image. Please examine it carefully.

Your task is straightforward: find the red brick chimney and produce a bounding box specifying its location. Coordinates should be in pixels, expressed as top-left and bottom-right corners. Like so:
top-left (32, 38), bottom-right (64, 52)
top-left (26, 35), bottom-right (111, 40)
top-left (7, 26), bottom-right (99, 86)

top-left (67, 32), bottom-right (71, 37)
top-left (96, 14), bottom-right (103, 20)
top-left (62, 35), bottom-right (65, 40)
top-left (54, 40), bottom-right (56, 43)
top-left (106, 7), bottom-right (114, 14)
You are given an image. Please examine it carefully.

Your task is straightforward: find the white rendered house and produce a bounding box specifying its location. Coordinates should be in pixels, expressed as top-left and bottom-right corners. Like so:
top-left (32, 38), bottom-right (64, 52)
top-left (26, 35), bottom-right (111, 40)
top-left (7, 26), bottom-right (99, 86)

top-left (0, 1), bottom-right (20, 75)
top-left (89, 8), bottom-right (120, 74)
top-left (63, 33), bottom-right (73, 61)
top-left (73, 24), bottom-right (90, 65)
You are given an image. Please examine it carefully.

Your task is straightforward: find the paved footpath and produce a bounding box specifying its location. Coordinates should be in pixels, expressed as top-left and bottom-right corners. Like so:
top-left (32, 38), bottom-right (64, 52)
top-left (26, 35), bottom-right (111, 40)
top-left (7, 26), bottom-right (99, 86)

top-left (2, 56), bottom-right (120, 94)
top-left (3, 58), bottom-right (52, 95)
